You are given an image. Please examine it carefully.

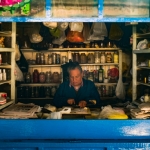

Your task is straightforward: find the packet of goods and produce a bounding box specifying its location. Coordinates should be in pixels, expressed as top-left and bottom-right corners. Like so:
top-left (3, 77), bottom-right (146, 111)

top-left (98, 105), bottom-right (128, 119)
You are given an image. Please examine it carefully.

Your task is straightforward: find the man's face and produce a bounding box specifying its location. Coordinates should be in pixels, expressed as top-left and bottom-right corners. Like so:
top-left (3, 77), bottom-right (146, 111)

top-left (69, 68), bottom-right (83, 86)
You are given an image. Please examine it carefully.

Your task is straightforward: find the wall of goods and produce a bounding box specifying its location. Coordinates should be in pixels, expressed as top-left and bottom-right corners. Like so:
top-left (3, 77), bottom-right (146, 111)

top-left (14, 22), bottom-right (131, 104)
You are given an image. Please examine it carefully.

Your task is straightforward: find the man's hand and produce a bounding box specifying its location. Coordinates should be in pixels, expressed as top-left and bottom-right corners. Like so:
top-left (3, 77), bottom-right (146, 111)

top-left (79, 101), bottom-right (87, 108)
top-left (67, 99), bottom-right (75, 105)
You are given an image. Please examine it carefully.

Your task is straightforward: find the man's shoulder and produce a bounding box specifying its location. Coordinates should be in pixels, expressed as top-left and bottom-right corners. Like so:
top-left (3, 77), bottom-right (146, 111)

top-left (59, 80), bottom-right (70, 87)
top-left (83, 79), bottom-right (95, 85)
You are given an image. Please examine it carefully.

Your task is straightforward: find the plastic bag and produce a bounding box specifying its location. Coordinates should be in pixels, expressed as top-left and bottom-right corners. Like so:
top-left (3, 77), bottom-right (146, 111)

top-left (115, 77), bottom-right (126, 100)
top-left (66, 31), bottom-right (84, 43)
top-left (58, 22), bottom-right (68, 31)
top-left (28, 23), bottom-right (43, 43)
top-left (52, 31), bottom-right (66, 45)
top-left (43, 22), bottom-right (57, 29)
top-left (98, 105), bottom-right (128, 119)
top-left (69, 22), bottom-right (83, 32)
top-left (14, 63), bottom-right (24, 81)
top-left (15, 44), bottom-right (21, 61)
top-left (83, 23), bottom-right (90, 43)
top-left (87, 23), bottom-right (107, 41)
top-left (137, 39), bottom-right (148, 50)
top-left (16, 50), bottom-right (28, 73)
top-left (49, 27), bottom-right (61, 38)
top-left (109, 23), bottom-right (123, 41)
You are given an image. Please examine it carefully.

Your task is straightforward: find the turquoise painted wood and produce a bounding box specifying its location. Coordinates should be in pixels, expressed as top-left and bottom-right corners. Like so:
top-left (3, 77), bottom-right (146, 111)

top-left (0, 0), bottom-right (149, 22)
top-left (1, 120), bottom-right (150, 149)
top-left (0, 119), bottom-right (150, 140)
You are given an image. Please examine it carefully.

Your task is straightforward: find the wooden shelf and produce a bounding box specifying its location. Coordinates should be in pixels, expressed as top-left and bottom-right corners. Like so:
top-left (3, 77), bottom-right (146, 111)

top-left (0, 80), bottom-right (11, 85)
top-left (18, 83), bottom-right (60, 86)
top-left (80, 63), bottom-right (119, 66)
top-left (133, 49), bottom-right (150, 53)
top-left (0, 48), bottom-right (14, 52)
top-left (137, 82), bottom-right (150, 87)
top-left (101, 96), bottom-right (117, 100)
top-left (135, 32), bottom-right (150, 38)
top-left (28, 63), bottom-right (119, 67)
top-left (137, 66), bottom-right (150, 69)
top-left (0, 100), bottom-right (14, 110)
top-left (0, 64), bottom-right (11, 68)
top-left (0, 31), bottom-right (12, 37)
top-left (21, 48), bottom-right (120, 52)
top-left (18, 82), bottom-right (128, 87)
top-left (17, 98), bottom-right (53, 100)
top-left (29, 64), bottom-right (61, 67)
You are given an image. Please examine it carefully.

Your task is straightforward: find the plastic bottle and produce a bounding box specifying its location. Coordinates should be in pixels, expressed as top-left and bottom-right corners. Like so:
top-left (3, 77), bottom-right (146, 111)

top-left (0, 69), bottom-right (2, 81)
top-left (0, 54), bottom-right (2, 65)
top-left (113, 51), bottom-right (119, 63)
top-left (148, 72), bottom-right (150, 83)
top-left (2, 69), bottom-right (6, 81)
top-left (98, 66), bottom-right (104, 83)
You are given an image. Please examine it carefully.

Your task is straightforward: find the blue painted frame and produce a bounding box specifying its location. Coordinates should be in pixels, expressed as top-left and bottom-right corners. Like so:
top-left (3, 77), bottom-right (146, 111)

top-left (0, 0), bottom-right (150, 22)
top-left (1, 1), bottom-right (150, 149)
top-left (0, 120), bottom-right (150, 149)
top-left (0, 120), bottom-right (150, 140)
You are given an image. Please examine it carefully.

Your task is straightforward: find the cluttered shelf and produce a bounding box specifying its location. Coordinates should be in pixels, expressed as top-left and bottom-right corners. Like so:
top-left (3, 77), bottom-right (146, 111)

top-left (21, 48), bottom-right (121, 52)
top-left (27, 63), bottom-right (119, 68)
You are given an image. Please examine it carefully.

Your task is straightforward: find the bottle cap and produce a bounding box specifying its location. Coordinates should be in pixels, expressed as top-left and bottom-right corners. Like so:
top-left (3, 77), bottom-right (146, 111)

top-left (3, 69), bottom-right (5, 73)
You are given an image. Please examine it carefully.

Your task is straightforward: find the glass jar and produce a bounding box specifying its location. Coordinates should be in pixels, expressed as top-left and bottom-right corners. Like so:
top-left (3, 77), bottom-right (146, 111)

top-left (68, 51), bottom-right (72, 61)
top-left (52, 72), bottom-right (60, 83)
top-left (36, 53), bottom-right (41, 64)
top-left (52, 53), bottom-right (56, 64)
top-left (40, 52), bottom-right (45, 64)
top-left (46, 71), bottom-right (51, 83)
top-left (74, 52), bottom-right (80, 63)
top-left (45, 87), bottom-right (51, 97)
top-left (62, 56), bottom-right (67, 64)
top-left (100, 52), bottom-right (106, 63)
top-left (25, 72), bottom-right (31, 83)
top-left (87, 53), bottom-right (94, 64)
top-left (47, 54), bottom-right (52, 64)
top-left (39, 72), bottom-right (46, 83)
top-left (35, 86), bottom-right (39, 98)
top-left (106, 52), bottom-right (113, 63)
top-left (56, 54), bottom-right (60, 64)
top-left (51, 86), bottom-right (56, 97)
top-left (80, 53), bottom-right (87, 64)
top-left (33, 69), bottom-right (39, 83)
top-left (88, 72), bottom-right (94, 82)
top-left (31, 87), bottom-right (35, 98)
top-left (101, 85), bottom-right (106, 97)
top-left (25, 86), bottom-right (31, 98)
top-left (94, 52), bottom-right (100, 63)
top-left (39, 86), bottom-right (45, 98)
top-left (17, 86), bottom-right (24, 98)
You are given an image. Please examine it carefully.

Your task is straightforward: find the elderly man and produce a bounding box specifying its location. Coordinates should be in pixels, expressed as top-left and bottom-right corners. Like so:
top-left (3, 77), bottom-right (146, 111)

top-left (53, 62), bottom-right (100, 108)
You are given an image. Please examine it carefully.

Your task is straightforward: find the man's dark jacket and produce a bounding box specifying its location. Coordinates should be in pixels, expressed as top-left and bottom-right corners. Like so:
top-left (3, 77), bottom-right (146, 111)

top-left (53, 79), bottom-right (100, 108)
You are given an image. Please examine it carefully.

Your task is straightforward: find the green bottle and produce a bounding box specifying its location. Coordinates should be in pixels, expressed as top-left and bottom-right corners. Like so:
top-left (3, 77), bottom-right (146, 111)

top-left (98, 66), bottom-right (104, 83)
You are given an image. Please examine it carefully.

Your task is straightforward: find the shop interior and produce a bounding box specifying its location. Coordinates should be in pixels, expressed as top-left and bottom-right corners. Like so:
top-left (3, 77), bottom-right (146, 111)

top-left (0, 22), bottom-right (149, 120)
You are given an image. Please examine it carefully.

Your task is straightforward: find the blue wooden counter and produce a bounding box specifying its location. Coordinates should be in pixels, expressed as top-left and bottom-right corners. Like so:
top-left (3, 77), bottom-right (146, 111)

top-left (0, 119), bottom-right (150, 149)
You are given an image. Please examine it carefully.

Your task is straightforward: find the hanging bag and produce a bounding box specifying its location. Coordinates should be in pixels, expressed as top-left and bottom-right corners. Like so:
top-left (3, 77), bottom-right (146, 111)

top-left (115, 77), bottom-right (125, 100)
